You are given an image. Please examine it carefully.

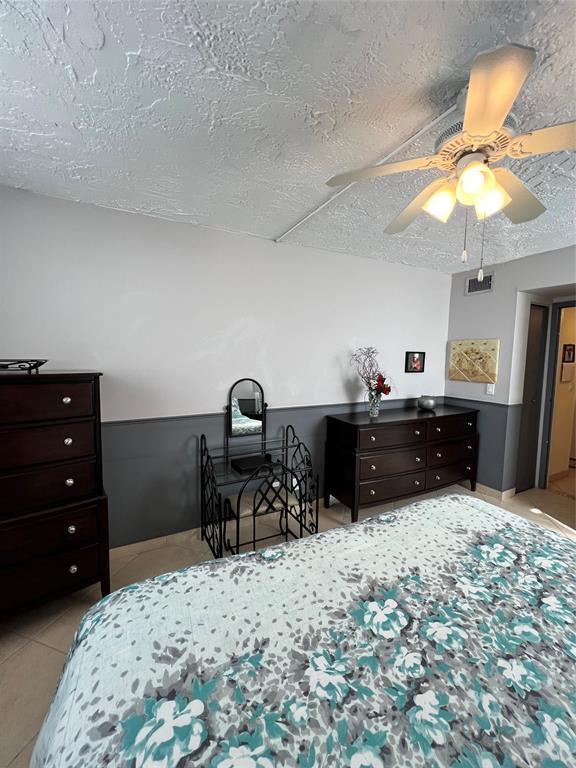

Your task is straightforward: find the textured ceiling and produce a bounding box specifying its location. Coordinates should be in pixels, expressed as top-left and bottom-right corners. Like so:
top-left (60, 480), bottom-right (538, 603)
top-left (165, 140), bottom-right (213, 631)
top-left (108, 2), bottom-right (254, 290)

top-left (1, 0), bottom-right (575, 273)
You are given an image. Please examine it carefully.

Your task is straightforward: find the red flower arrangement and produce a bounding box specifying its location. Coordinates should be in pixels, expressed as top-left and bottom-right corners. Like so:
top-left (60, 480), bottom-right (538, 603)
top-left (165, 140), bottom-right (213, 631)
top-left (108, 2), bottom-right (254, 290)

top-left (373, 373), bottom-right (392, 396)
top-left (351, 347), bottom-right (392, 416)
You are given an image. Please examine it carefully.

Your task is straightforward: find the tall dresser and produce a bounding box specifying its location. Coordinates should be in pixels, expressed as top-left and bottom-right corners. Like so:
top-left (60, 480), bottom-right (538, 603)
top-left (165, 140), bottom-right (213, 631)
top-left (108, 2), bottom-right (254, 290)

top-left (0, 372), bottom-right (110, 613)
top-left (324, 405), bottom-right (479, 522)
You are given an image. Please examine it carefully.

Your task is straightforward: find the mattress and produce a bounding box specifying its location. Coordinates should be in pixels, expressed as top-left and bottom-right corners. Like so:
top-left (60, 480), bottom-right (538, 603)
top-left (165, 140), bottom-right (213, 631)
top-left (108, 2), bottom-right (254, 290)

top-left (231, 414), bottom-right (263, 436)
top-left (32, 494), bottom-right (576, 767)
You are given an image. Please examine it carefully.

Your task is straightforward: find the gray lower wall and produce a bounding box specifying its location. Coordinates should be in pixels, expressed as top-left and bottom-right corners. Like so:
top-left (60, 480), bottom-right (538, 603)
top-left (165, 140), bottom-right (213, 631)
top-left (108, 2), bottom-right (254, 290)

top-left (444, 397), bottom-right (522, 491)
top-left (103, 396), bottom-right (521, 547)
top-left (102, 399), bottom-right (410, 547)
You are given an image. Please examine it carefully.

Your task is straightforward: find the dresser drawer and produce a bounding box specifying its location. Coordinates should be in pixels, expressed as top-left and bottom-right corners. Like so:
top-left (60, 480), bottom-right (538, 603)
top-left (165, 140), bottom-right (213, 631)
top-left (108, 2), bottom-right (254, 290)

top-left (359, 447), bottom-right (426, 479)
top-left (359, 471), bottom-right (426, 504)
top-left (0, 503), bottom-right (99, 566)
top-left (428, 437), bottom-right (476, 468)
top-left (428, 414), bottom-right (476, 441)
top-left (0, 421), bottom-right (95, 470)
top-left (0, 382), bottom-right (94, 424)
top-left (427, 462), bottom-right (473, 489)
top-left (0, 460), bottom-right (97, 515)
top-left (1, 544), bottom-right (100, 612)
top-left (358, 422), bottom-right (426, 450)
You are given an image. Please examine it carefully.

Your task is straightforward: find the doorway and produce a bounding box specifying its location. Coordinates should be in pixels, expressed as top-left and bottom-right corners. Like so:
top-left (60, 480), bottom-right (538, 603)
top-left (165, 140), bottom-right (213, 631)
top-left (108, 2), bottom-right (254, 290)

top-left (516, 304), bottom-right (549, 493)
top-left (547, 305), bottom-right (576, 500)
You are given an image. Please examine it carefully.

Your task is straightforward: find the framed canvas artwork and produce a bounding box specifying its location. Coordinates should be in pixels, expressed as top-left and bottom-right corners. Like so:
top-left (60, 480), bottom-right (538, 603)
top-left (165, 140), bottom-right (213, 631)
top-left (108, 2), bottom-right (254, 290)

top-left (448, 338), bottom-right (500, 383)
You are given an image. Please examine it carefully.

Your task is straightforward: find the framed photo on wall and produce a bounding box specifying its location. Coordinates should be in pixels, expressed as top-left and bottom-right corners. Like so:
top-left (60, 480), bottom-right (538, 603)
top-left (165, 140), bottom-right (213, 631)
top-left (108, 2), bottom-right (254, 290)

top-left (405, 351), bottom-right (425, 373)
top-left (562, 343), bottom-right (575, 363)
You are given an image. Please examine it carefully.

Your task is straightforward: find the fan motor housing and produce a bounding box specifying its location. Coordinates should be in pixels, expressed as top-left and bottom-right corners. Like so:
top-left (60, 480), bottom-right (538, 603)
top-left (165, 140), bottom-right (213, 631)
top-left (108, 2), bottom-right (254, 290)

top-left (434, 115), bottom-right (518, 170)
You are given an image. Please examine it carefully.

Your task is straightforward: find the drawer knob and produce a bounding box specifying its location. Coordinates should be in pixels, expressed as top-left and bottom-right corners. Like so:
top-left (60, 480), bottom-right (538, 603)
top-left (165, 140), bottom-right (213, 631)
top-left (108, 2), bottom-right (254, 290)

top-left (414, 480), bottom-right (420, 486)
top-left (466, 465), bottom-right (472, 471)
top-left (65, 478), bottom-right (75, 487)
top-left (467, 444), bottom-right (473, 450)
top-left (415, 456), bottom-right (421, 463)
top-left (435, 474), bottom-right (441, 481)
top-left (370, 435), bottom-right (376, 442)
top-left (370, 489), bottom-right (376, 496)
top-left (436, 452), bottom-right (442, 458)
top-left (414, 429), bottom-right (421, 436)
top-left (69, 564), bottom-right (78, 575)
top-left (435, 427), bottom-right (441, 433)
top-left (64, 437), bottom-right (73, 446)
top-left (67, 525), bottom-right (77, 534)
top-left (467, 421), bottom-right (473, 427)
top-left (62, 396), bottom-right (72, 405)
top-left (370, 464), bottom-right (376, 471)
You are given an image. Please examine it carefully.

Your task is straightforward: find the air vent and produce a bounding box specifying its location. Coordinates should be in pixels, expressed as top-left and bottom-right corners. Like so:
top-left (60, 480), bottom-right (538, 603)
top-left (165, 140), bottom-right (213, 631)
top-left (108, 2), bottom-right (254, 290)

top-left (465, 273), bottom-right (494, 295)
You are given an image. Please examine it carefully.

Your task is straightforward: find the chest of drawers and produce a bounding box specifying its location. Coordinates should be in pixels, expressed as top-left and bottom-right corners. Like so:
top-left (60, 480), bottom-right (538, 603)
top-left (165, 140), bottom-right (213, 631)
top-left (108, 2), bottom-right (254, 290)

top-left (324, 405), bottom-right (478, 522)
top-left (0, 372), bottom-right (109, 613)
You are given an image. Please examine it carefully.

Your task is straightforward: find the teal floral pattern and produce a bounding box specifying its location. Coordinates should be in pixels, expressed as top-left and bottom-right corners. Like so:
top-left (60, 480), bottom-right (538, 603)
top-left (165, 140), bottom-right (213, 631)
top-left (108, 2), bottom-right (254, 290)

top-left (32, 494), bottom-right (576, 768)
top-left (122, 696), bottom-right (207, 768)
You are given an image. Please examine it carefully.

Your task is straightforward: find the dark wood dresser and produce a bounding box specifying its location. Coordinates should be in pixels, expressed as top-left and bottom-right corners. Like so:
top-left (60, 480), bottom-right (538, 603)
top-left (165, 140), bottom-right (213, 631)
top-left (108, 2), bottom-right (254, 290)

top-left (324, 405), bottom-right (479, 521)
top-left (0, 372), bottom-right (110, 613)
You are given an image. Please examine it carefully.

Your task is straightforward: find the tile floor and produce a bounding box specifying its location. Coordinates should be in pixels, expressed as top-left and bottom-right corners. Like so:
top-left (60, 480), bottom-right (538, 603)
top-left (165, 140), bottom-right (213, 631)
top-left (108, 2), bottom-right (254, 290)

top-left (1, 485), bottom-right (574, 767)
top-left (548, 468), bottom-right (576, 504)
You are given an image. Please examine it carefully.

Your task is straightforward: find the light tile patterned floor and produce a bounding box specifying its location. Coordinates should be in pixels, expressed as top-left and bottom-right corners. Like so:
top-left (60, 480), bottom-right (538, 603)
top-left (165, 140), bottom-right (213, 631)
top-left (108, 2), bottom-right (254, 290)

top-left (548, 468), bottom-right (576, 504)
top-left (0, 486), bottom-right (574, 767)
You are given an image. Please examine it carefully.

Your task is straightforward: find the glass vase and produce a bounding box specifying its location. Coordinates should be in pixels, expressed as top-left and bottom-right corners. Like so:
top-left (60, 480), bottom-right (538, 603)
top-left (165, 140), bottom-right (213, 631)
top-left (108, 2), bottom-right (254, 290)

top-left (368, 390), bottom-right (381, 418)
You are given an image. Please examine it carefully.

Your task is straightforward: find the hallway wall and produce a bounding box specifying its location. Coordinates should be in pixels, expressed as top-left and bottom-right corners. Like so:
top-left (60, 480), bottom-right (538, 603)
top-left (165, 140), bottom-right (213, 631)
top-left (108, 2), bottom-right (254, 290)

top-left (549, 307), bottom-right (576, 478)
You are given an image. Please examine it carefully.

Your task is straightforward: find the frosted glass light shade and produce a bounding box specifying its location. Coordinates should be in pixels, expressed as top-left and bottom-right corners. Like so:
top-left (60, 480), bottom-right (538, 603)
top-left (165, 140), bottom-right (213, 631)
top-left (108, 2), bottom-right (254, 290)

top-left (422, 182), bottom-right (457, 223)
top-left (456, 162), bottom-right (495, 205)
top-left (475, 182), bottom-right (512, 220)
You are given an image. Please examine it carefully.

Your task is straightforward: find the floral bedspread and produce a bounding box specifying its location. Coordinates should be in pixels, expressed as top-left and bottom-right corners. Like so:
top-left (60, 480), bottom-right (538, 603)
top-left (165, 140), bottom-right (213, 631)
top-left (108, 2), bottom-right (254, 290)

top-left (32, 494), bottom-right (576, 767)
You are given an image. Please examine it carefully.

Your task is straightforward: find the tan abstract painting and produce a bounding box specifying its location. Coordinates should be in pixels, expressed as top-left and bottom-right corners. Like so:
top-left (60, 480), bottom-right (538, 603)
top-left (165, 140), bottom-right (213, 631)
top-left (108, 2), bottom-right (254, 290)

top-left (448, 338), bottom-right (500, 383)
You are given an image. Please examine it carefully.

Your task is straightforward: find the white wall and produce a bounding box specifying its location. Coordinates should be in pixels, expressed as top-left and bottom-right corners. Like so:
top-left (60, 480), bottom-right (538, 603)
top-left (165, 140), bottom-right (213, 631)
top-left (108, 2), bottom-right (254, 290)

top-left (446, 246), bottom-right (576, 404)
top-left (0, 188), bottom-right (451, 422)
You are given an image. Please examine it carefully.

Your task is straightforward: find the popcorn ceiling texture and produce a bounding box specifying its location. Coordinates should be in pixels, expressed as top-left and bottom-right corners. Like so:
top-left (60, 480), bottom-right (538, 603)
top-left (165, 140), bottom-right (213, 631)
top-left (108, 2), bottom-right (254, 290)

top-left (1, 0), bottom-right (574, 273)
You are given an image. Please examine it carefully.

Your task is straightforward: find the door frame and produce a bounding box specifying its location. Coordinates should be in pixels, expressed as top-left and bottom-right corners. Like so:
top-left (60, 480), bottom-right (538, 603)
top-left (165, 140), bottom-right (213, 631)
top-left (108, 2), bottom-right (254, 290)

top-left (516, 303), bottom-right (549, 493)
top-left (538, 299), bottom-right (576, 488)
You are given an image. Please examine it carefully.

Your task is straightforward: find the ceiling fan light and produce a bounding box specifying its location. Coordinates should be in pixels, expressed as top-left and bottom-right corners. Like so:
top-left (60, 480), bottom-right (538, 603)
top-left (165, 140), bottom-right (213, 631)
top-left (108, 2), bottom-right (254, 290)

top-left (475, 182), bottom-right (512, 220)
top-left (422, 183), bottom-right (457, 223)
top-left (456, 162), bottom-right (496, 205)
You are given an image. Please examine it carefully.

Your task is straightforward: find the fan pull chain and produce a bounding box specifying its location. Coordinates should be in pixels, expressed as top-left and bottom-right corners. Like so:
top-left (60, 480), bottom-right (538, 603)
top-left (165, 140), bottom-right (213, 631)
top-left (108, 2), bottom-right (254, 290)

top-left (478, 216), bottom-right (486, 282)
top-left (461, 209), bottom-right (469, 263)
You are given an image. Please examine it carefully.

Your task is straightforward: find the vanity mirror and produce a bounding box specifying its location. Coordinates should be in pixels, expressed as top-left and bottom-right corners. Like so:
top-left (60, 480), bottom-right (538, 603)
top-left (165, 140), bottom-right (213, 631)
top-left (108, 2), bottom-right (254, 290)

top-left (227, 378), bottom-right (266, 438)
top-left (225, 378), bottom-right (268, 472)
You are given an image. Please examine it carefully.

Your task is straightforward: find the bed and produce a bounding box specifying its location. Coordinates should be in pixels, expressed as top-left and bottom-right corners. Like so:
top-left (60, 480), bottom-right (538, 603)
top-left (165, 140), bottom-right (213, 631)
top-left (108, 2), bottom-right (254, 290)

top-left (230, 397), bottom-right (262, 436)
top-left (32, 494), bottom-right (576, 767)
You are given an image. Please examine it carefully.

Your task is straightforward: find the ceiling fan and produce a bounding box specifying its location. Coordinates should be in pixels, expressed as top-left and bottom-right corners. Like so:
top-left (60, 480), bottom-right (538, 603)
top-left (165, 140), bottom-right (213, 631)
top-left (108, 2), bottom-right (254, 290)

top-left (326, 44), bottom-right (576, 234)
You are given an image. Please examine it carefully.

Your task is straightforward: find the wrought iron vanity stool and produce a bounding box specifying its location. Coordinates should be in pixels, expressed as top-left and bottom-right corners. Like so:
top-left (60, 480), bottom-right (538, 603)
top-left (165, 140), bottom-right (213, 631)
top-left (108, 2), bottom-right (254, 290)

top-left (200, 425), bottom-right (319, 558)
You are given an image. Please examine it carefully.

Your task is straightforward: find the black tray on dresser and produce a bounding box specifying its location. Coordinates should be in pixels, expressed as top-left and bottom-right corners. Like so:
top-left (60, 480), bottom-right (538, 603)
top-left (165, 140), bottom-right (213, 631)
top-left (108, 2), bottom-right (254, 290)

top-left (324, 405), bottom-right (479, 522)
top-left (0, 371), bottom-right (110, 613)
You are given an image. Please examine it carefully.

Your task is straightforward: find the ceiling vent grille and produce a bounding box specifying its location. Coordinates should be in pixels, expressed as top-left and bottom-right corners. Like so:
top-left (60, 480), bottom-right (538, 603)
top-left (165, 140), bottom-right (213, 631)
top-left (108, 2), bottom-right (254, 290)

top-left (465, 273), bottom-right (494, 295)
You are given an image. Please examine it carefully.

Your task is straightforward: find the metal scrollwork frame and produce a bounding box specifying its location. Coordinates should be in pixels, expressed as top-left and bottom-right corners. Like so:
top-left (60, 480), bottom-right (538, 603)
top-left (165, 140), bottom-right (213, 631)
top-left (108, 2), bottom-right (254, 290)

top-left (200, 425), bottom-right (319, 558)
top-left (200, 434), bottom-right (224, 558)
top-left (284, 424), bottom-right (319, 537)
top-left (222, 461), bottom-right (309, 555)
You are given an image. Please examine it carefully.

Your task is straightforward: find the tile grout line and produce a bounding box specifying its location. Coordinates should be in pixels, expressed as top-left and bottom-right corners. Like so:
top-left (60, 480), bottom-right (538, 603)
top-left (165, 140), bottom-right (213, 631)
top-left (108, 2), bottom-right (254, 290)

top-left (30, 637), bottom-right (68, 657)
top-left (6, 731), bottom-right (39, 768)
top-left (0, 637), bottom-right (32, 670)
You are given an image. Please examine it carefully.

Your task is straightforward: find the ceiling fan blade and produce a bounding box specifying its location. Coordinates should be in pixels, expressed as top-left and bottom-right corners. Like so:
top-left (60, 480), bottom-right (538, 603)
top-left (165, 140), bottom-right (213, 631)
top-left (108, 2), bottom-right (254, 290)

top-left (385, 178), bottom-right (449, 234)
top-left (507, 121), bottom-right (576, 158)
top-left (463, 44), bottom-right (536, 138)
top-left (493, 168), bottom-right (546, 223)
top-left (326, 155), bottom-right (440, 187)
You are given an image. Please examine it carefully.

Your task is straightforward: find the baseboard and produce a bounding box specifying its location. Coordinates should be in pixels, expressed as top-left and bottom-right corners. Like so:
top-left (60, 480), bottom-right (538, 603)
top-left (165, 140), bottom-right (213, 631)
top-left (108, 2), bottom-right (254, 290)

top-left (550, 470), bottom-right (570, 481)
top-left (461, 481), bottom-right (516, 501)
